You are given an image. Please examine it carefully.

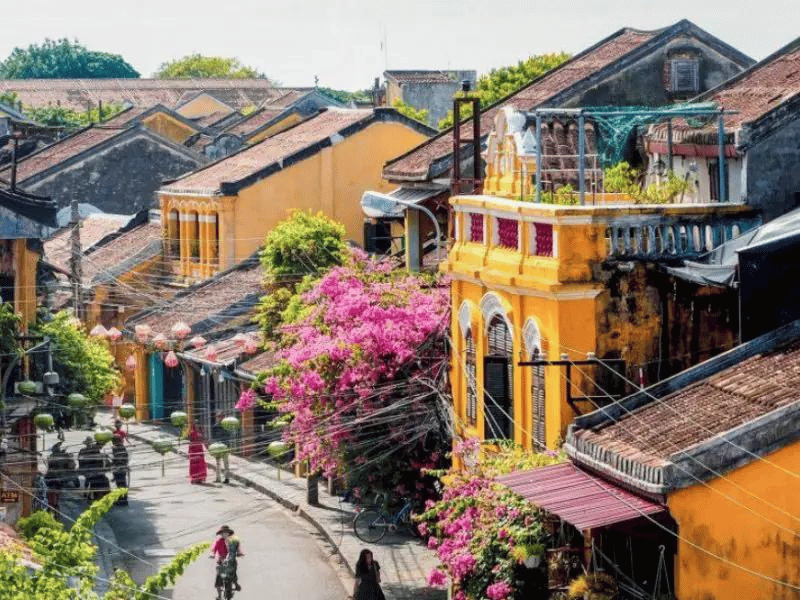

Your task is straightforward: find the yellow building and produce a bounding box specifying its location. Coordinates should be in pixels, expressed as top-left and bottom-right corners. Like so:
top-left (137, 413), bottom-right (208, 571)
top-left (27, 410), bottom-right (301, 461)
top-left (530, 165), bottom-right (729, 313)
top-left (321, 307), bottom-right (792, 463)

top-left (445, 107), bottom-right (761, 449)
top-left (158, 108), bottom-right (435, 282)
top-left (553, 320), bottom-right (800, 599)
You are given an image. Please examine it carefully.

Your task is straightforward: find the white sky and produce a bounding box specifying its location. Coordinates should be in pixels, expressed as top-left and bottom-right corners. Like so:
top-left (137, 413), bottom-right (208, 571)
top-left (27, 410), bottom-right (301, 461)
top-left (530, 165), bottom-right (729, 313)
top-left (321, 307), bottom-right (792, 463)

top-left (2, 0), bottom-right (798, 90)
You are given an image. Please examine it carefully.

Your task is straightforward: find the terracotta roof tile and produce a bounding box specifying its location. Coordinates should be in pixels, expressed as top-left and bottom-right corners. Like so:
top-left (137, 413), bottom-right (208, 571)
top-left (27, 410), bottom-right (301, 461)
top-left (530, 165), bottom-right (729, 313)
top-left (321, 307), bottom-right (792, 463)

top-left (1, 126), bottom-right (124, 182)
top-left (383, 29), bottom-right (655, 180)
top-left (385, 70), bottom-right (462, 84)
top-left (237, 344), bottom-right (277, 374)
top-left (575, 343), bottom-right (800, 464)
top-left (225, 107), bottom-right (289, 138)
top-left (164, 109), bottom-right (372, 194)
top-left (0, 79), bottom-right (283, 112)
top-left (129, 260), bottom-right (263, 335)
top-left (182, 330), bottom-right (264, 366)
top-left (82, 221), bottom-right (162, 284)
top-left (652, 42), bottom-right (800, 141)
top-left (44, 213), bottom-right (133, 272)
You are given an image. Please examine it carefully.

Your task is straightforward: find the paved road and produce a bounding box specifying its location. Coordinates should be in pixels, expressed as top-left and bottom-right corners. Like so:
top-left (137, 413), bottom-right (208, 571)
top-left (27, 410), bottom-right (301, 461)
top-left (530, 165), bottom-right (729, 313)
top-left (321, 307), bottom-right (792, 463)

top-left (59, 433), bottom-right (348, 600)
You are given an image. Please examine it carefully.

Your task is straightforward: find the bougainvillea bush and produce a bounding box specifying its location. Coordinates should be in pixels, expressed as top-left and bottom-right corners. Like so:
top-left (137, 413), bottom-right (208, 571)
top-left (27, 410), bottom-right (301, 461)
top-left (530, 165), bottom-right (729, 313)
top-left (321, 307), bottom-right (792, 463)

top-left (261, 252), bottom-right (452, 499)
top-left (418, 439), bottom-right (563, 600)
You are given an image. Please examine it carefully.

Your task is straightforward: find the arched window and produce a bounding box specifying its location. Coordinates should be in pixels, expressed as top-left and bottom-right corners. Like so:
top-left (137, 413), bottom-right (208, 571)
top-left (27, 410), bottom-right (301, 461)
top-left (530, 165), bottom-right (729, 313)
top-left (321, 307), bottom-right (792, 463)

top-left (523, 317), bottom-right (546, 449)
top-left (484, 315), bottom-right (513, 440)
top-left (465, 331), bottom-right (477, 426)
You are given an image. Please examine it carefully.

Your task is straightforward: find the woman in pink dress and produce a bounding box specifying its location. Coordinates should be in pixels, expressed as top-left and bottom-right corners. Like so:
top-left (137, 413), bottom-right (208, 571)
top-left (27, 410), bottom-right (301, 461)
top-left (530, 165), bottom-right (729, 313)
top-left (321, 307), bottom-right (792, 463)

top-left (187, 423), bottom-right (207, 484)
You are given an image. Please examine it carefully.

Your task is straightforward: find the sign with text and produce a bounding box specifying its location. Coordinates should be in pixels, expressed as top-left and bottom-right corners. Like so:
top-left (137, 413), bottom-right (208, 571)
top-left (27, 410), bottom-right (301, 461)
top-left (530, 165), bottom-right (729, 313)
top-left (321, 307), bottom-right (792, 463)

top-left (0, 490), bottom-right (20, 503)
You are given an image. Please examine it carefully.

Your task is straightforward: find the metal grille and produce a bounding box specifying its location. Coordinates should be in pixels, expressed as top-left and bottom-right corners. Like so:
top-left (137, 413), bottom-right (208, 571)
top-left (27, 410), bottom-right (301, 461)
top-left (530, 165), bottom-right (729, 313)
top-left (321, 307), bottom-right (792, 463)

top-left (497, 218), bottom-right (519, 249)
top-left (469, 213), bottom-right (484, 243)
top-left (465, 333), bottom-right (477, 426)
top-left (531, 350), bottom-right (546, 449)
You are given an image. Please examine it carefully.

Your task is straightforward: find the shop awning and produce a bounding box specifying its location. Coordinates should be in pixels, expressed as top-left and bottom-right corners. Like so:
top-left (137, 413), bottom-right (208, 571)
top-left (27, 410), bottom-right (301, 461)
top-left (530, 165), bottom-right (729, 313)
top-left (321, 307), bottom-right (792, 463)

top-left (496, 462), bottom-right (666, 531)
top-left (361, 185), bottom-right (447, 218)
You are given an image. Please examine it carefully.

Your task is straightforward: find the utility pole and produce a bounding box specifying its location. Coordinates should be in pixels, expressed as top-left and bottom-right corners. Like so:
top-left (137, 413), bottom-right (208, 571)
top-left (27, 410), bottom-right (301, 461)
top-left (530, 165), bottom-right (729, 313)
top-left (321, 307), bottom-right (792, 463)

top-left (69, 194), bottom-right (83, 320)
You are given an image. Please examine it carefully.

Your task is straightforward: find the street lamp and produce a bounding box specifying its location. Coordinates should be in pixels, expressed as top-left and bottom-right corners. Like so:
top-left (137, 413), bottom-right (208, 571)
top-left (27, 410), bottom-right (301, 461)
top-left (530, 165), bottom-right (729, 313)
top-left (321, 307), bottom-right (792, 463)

top-left (360, 191), bottom-right (444, 270)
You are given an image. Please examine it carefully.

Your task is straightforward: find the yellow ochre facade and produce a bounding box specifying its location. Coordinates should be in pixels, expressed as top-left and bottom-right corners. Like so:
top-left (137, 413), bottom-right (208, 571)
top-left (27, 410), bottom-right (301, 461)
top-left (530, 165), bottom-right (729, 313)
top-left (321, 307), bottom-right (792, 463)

top-left (159, 116), bottom-right (431, 281)
top-left (667, 440), bottom-right (800, 600)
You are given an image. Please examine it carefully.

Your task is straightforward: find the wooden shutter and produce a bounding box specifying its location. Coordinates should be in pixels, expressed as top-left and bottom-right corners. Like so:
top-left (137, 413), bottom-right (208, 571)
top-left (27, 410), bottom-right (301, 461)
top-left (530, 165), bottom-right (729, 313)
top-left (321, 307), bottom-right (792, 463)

top-left (465, 333), bottom-right (477, 426)
top-left (484, 356), bottom-right (512, 439)
top-left (532, 360), bottom-right (546, 449)
top-left (671, 59), bottom-right (699, 93)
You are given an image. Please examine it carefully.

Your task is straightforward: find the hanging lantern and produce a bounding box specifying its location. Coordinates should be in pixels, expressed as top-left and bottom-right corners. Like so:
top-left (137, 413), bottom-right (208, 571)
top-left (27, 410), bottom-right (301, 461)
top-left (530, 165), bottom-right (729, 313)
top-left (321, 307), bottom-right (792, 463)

top-left (221, 416), bottom-right (240, 432)
top-left (68, 393), bottom-right (87, 408)
top-left (118, 403), bottom-right (136, 420)
top-left (107, 327), bottom-right (122, 341)
top-left (135, 324), bottom-right (152, 343)
top-left (190, 336), bottom-right (207, 349)
top-left (125, 354), bottom-right (137, 371)
top-left (208, 442), bottom-right (229, 458)
top-left (243, 337), bottom-right (259, 354)
top-left (94, 429), bottom-right (113, 445)
top-left (171, 321), bottom-right (191, 340)
top-left (152, 333), bottom-right (168, 349)
top-left (17, 380), bottom-right (38, 395)
top-left (34, 413), bottom-right (54, 430)
top-left (204, 344), bottom-right (219, 362)
top-left (170, 410), bottom-right (188, 428)
top-left (90, 324), bottom-right (108, 337)
top-left (152, 437), bottom-right (174, 476)
top-left (164, 350), bottom-right (179, 368)
top-left (267, 440), bottom-right (289, 458)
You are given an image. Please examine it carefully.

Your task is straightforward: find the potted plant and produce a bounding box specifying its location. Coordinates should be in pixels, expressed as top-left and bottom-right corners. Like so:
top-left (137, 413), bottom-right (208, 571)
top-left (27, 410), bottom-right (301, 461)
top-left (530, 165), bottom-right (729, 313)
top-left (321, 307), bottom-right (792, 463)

top-left (567, 572), bottom-right (618, 600)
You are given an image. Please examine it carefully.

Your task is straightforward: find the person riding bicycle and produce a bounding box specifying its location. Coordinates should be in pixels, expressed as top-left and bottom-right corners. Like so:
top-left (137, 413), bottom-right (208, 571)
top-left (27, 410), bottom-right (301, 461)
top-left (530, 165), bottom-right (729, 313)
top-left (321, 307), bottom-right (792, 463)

top-left (210, 525), bottom-right (243, 595)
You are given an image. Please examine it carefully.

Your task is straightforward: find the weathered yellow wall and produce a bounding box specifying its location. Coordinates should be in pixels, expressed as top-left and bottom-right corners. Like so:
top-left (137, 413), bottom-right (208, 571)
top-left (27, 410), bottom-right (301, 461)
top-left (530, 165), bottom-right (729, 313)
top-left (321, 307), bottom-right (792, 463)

top-left (175, 94), bottom-right (234, 119)
top-left (668, 441), bottom-right (800, 600)
top-left (247, 113), bottom-right (303, 144)
top-left (14, 240), bottom-right (38, 331)
top-left (142, 113), bottom-right (198, 144)
top-left (232, 120), bottom-right (429, 262)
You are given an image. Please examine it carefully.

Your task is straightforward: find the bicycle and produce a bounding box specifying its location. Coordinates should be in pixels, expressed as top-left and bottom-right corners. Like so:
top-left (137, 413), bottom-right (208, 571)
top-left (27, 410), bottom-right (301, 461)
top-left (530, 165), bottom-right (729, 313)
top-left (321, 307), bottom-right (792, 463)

top-left (353, 497), bottom-right (419, 543)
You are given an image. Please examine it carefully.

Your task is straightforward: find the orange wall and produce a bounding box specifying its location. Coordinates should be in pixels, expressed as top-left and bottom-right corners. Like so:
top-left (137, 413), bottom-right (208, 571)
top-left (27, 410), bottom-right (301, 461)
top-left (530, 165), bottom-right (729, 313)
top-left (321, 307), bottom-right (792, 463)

top-left (668, 440), bottom-right (800, 600)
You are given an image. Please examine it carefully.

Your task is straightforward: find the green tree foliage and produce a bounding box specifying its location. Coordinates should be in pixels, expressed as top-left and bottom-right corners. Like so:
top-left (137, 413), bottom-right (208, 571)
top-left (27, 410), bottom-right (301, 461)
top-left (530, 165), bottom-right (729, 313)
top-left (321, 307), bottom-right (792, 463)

top-left (0, 91), bottom-right (19, 108)
top-left (316, 87), bottom-right (371, 104)
top-left (23, 103), bottom-right (123, 128)
top-left (392, 99), bottom-right (429, 124)
top-left (603, 161), bottom-right (691, 204)
top-left (31, 311), bottom-right (120, 405)
top-left (154, 54), bottom-right (266, 79)
top-left (0, 38), bottom-right (139, 79)
top-left (259, 210), bottom-right (347, 282)
top-left (438, 52), bottom-right (571, 129)
top-left (2, 491), bottom-right (206, 600)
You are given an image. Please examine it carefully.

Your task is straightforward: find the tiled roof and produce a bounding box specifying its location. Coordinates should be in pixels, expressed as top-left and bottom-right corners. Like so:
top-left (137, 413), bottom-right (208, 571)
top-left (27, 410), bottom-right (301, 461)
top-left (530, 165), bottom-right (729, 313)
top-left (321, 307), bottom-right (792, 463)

top-left (567, 321), bottom-right (800, 494)
top-left (44, 213), bottom-right (133, 272)
top-left (182, 330), bottom-right (264, 366)
top-left (0, 126), bottom-right (124, 182)
top-left (162, 108), bottom-right (373, 194)
top-left (0, 79), bottom-right (283, 111)
top-left (650, 38), bottom-right (800, 145)
top-left (99, 104), bottom-right (155, 127)
top-left (191, 111), bottom-right (234, 129)
top-left (225, 107), bottom-right (289, 138)
top-left (127, 259), bottom-right (263, 335)
top-left (264, 89), bottom-right (309, 108)
top-left (385, 70), bottom-right (461, 84)
top-left (383, 28), bottom-right (657, 180)
top-left (83, 221), bottom-right (162, 284)
top-left (237, 346), bottom-right (277, 375)
top-left (575, 344), bottom-right (800, 463)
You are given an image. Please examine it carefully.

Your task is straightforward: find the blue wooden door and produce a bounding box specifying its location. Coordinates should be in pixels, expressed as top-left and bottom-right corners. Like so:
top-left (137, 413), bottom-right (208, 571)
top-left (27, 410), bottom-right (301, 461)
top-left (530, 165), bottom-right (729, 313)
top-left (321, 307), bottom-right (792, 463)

top-left (149, 353), bottom-right (164, 420)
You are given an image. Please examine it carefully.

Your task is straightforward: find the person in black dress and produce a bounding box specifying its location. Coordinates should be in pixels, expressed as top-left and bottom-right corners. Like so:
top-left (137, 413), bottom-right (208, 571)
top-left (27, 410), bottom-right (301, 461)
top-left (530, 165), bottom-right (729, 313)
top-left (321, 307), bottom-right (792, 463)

top-left (352, 549), bottom-right (385, 600)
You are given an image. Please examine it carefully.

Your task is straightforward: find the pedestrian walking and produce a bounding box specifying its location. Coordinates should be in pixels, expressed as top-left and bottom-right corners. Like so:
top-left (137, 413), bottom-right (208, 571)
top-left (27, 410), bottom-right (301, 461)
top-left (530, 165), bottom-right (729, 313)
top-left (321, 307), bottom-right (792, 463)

top-left (211, 412), bottom-right (231, 484)
top-left (112, 420), bottom-right (130, 445)
top-left (187, 423), bottom-right (207, 484)
top-left (111, 435), bottom-right (129, 505)
top-left (352, 549), bottom-right (385, 600)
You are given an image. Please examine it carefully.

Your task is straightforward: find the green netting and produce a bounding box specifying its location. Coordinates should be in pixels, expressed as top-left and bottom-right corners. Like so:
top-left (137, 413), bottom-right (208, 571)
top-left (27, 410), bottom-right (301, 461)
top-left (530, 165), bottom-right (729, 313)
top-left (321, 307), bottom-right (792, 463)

top-left (580, 102), bottom-right (718, 167)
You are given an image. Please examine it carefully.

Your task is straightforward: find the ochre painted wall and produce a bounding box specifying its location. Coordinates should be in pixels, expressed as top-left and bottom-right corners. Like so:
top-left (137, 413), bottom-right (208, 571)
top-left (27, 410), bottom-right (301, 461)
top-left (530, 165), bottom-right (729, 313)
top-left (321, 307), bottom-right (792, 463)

top-left (175, 94), bottom-right (235, 119)
top-left (142, 113), bottom-right (199, 145)
top-left (247, 113), bottom-right (303, 144)
top-left (667, 440), bottom-right (800, 600)
top-left (14, 240), bottom-right (38, 331)
top-left (232, 120), bottom-right (429, 263)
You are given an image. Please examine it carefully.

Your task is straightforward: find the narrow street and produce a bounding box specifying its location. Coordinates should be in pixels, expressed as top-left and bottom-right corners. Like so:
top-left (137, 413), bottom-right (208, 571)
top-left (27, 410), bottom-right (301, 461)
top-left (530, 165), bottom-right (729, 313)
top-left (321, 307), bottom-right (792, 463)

top-left (59, 429), bottom-right (348, 600)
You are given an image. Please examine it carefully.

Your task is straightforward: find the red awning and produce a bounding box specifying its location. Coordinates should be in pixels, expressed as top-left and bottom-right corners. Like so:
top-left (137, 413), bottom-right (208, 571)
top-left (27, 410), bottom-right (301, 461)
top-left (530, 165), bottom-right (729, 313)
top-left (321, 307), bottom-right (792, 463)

top-left (496, 462), bottom-right (666, 531)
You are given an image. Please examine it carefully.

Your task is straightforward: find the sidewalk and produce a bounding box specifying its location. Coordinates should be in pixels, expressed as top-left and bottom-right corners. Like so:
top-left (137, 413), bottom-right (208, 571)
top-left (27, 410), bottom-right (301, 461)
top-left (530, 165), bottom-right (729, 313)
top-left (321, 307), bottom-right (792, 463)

top-left (108, 414), bottom-right (445, 600)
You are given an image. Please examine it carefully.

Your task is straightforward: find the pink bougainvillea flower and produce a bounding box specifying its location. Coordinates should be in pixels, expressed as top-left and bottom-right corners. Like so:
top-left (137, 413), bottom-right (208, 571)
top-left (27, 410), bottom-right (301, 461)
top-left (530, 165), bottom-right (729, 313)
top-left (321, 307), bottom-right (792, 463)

top-left (235, 388), bottom-right (256, 411)
top-left (427, 569), bottom-right (447, 587)
top-left (486, 581), bottom-right (513, 600)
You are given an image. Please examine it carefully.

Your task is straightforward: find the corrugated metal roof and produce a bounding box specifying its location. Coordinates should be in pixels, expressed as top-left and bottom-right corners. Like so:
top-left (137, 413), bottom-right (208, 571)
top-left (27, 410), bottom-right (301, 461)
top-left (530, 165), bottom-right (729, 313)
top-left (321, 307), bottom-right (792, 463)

top-left (361, 185), bottom-right (448, 218)
top-left (496, 462), bottom-right (665, 530)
